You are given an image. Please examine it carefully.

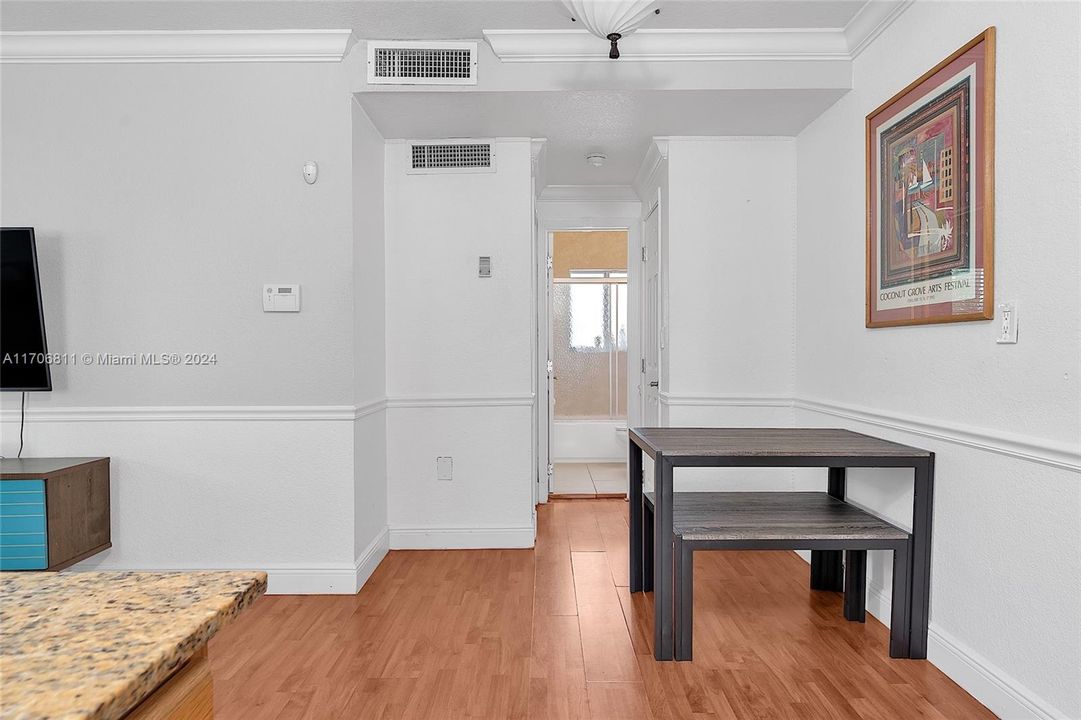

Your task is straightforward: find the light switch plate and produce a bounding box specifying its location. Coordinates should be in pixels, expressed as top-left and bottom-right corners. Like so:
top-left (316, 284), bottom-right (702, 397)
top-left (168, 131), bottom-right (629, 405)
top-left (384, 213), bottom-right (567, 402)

top-left (263, 284), bottom-right (300, 312)
top-left (436, 456), bottom-right (453, 481)
top-left (996, 301), bottom-right (1018, 344)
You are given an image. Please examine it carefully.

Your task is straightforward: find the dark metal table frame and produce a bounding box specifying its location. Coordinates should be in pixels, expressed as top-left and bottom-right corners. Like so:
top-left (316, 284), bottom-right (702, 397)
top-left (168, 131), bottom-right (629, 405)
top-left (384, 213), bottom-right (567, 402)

top-left (628, 428), bottom-right (934, 662)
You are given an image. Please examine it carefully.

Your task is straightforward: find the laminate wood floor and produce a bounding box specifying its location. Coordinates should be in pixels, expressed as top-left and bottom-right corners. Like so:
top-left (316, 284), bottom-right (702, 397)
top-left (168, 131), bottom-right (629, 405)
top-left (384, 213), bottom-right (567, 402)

top-left (210, 499), bottom-right (995, 720)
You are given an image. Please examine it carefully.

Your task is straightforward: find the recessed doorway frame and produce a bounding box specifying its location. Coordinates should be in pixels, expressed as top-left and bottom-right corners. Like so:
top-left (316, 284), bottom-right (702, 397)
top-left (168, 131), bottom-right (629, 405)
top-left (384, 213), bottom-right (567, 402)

top-left (535, 212), bottom-right (643, 504)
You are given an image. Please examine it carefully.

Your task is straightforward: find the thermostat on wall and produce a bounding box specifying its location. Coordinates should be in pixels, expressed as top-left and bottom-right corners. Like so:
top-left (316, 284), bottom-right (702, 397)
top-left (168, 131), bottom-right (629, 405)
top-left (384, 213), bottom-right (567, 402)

top-left (263, 284), bottom-right (300, 312)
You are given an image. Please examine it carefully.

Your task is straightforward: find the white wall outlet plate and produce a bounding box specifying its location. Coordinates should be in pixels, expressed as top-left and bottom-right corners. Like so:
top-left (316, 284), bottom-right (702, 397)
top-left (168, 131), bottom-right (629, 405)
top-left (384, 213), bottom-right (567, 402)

top-left (436, 456), bottom-right (453, 481)
top-left (996, 301), bottom-right (1018, 344)
top-left (263, 284), bottom-right (300, 312)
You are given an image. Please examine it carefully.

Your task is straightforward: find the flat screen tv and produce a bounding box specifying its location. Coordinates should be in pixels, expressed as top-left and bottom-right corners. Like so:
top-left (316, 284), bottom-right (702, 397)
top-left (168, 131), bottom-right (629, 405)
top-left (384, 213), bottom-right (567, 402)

top-left (1, 227), bottom-right (52, 391)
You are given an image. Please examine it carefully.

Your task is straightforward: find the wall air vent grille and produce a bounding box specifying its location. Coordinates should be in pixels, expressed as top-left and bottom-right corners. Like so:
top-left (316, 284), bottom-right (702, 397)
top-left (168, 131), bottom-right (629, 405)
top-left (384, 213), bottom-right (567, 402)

top-left (409, 142), bottom-right (495, 174)
top-left (367, 41), bottom-right (478, 85)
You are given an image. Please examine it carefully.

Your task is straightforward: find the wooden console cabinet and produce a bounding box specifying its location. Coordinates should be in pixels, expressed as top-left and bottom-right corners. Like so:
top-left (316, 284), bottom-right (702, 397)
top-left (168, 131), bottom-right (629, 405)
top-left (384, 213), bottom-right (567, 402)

top-left (0, 457), bottom-right (110, 571)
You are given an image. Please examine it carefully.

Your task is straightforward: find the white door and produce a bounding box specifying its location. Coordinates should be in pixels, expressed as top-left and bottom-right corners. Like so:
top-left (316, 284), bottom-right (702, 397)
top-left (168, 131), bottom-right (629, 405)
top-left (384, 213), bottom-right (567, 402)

top-left (545, 234), bottom-right (555, 495)
top-left (642, 202), bottom-right (662, 426)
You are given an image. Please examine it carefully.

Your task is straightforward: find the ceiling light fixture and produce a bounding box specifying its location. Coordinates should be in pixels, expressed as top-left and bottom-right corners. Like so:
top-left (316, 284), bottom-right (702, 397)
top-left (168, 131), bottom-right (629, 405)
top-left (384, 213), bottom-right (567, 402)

top-left (586, 153), bottom-right (607, 168)
top-left (561, 0), bottom-right (660, 59)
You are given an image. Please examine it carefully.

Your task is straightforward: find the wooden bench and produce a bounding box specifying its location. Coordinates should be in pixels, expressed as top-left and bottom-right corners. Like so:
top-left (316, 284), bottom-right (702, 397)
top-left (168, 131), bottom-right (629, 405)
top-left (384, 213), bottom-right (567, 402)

top-left (643, 491), bottom-right (912, 661)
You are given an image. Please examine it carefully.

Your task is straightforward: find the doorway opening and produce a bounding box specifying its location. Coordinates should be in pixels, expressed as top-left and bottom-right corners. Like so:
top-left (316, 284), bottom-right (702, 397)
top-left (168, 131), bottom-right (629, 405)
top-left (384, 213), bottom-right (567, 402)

top-left (548, 230), bottom-right (630, 498)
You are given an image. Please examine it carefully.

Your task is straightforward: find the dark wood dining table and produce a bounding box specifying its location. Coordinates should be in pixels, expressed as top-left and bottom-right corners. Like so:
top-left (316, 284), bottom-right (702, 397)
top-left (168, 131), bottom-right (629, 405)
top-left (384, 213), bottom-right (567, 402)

top-left (627, 427), bottom-right (934, 661)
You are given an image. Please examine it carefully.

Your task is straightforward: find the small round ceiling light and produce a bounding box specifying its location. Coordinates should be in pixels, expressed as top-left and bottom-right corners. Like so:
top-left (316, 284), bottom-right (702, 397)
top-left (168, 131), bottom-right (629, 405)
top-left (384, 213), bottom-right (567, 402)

top-left (586, 153), bottom-right (607, 168)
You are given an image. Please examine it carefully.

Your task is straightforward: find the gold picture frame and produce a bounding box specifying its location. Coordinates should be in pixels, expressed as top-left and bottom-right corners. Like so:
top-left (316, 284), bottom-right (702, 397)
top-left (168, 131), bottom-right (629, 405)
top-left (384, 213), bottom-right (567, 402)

top-left (866, 28), bottom-right (995, 328)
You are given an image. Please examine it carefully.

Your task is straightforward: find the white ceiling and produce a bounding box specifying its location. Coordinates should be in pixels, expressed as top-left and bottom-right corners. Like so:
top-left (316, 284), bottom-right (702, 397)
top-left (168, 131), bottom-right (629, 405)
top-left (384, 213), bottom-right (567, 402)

top-left (357, 89), bottom-right (845, 185)
top-left (2, 0), bottom-right (870, 186)
top-left (0, 1), bottom-right (868, 34)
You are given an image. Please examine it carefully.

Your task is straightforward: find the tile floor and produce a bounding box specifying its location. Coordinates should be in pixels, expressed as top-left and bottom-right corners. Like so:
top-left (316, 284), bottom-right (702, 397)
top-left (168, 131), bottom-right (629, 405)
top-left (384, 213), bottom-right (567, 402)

top-left (551, 462), bottom-right (627, 497)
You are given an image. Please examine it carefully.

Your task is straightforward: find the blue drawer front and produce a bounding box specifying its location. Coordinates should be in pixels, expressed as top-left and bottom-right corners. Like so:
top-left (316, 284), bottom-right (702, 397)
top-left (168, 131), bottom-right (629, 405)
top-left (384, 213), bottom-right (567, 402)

top-left (0, 480), bottom-right (46, 493)
top-left (0, 556), bottom-right (48, 570)
top-left (0, 480), bottom-right (48, 569)
top-left (0, 543), bottom-right (47, 556)
top-left (0, 515), bottom-right (47, 534)
top-left (1, 532), bottom-right (46, 546)
top-left (0, 499), bottom-right (45, 516)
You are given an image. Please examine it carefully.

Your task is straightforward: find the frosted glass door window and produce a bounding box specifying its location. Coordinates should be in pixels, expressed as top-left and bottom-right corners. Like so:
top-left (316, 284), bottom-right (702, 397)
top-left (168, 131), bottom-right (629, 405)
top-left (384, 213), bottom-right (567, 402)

top-left (553, 274), bottom-right (627, 420)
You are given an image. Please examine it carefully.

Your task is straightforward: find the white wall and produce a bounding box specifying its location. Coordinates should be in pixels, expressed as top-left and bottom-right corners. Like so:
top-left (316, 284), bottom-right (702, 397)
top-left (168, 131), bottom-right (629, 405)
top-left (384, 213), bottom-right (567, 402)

top-left (0, 62), bottom-right (355, 407)
top-left (795, 3), bottom-right (1081, 717)
top-left (351, 100), bottom-right (389, 582)
top-left (0, 58), bottom-right (379, 594)
top-left (384, 139), bottom-right (535, 548)
top-left (552, 421), bottom-right (626, 463)
top-left (662, 138), bottom-right (798, 491)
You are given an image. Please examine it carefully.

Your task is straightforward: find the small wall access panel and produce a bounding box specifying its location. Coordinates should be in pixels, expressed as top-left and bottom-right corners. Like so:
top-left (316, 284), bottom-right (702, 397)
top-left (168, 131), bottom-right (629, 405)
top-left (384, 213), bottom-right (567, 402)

top-left (0, 457), bottom-right (111, 571)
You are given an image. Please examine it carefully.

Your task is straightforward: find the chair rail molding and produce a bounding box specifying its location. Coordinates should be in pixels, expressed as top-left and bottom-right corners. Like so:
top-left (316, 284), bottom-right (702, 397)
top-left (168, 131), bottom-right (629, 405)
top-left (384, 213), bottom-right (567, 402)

top-left (659, 392), bottom-right (793, 408)
top-left (651, 393), bottom-right (1079, 472)
top-left (794, 396), bottom-right (1081, 472)
top-left (0, 30), bottom-right (356, 63)
top-left (0, 405), bottom-right (359, 422)
top-left (384, 394), bottom-right (536, 409)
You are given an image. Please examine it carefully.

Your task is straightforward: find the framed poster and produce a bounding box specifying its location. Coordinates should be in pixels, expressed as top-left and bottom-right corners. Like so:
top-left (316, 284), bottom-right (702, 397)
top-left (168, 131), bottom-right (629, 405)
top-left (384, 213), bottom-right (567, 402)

top-left (866, 28), bottom-right (995, 328)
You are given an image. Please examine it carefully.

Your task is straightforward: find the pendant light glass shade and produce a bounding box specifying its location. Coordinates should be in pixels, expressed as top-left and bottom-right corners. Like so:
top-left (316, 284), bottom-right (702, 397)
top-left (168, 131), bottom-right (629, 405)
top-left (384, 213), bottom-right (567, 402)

top-left (560, 0), bottom-right (659, 58)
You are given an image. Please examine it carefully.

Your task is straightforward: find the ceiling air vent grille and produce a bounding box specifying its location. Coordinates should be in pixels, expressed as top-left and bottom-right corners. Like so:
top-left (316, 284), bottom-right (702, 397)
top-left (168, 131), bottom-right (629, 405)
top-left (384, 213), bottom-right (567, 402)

top-left (409, 142), bottom-right (495, 174)
top-left (367, 41), bottom-right (478, 85)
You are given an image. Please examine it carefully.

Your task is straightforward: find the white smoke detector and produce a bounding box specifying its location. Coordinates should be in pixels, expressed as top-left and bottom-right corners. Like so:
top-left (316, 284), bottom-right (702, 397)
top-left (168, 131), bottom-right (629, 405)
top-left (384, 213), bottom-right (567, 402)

top-left (586, 153), bottom-right (607, 168)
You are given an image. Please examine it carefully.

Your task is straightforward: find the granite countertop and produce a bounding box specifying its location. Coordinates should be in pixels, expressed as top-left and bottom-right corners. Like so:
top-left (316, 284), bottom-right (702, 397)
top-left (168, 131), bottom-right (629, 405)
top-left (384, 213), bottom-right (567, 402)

top-left (0, 571), bottom-right (266, 720)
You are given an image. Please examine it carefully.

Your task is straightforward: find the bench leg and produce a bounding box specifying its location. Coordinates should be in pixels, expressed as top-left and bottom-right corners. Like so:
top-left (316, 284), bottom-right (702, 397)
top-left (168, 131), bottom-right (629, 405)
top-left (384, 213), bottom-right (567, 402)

top-left (674, 536), bottom-right (693, 661)
top-left (642, 497), bottom-right (654, 593)
top-left (811, 468), bottom-right (846, 591)
top-left (629, 441), bottom-right (643, 592)
top-left (843, 550), bottom-right (867, 622)
top-left (889, 542), bottom-right (912, 658)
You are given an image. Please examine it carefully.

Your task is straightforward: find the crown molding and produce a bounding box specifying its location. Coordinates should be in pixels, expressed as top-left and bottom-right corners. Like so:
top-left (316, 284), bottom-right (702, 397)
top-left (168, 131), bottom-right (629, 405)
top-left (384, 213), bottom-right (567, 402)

top-left (484, 28), bottom-right (850, 63)
top-left (844, 0), bottom-right (915, 58)
top-left (484, 4), bottom-right (913, 64)
top-left (0, 30), bottom-right (356, 64)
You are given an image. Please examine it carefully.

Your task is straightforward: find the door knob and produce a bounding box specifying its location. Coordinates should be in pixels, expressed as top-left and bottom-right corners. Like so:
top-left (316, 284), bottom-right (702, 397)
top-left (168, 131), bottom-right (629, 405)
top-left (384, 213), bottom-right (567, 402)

top-left (649, 381), bottom-right (659, 387)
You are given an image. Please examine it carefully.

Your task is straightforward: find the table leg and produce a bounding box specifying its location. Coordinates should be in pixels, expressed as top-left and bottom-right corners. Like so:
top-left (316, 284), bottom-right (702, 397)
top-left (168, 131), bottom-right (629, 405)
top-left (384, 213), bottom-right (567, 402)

top-left (889, 542), bottom-right (911, 658)
top-left (908, 456), bottom-right (934, 658)
top-left (810, 467), bottom-right (846, 591)
top-left (674, 535), bottom-right (694, 661)
top-left (629, 441), bottom-right (644, 592)
top-left (653, 455), bottom-right (674, 660)
top-left (843, 550), bottom-right (867, 622)
top-left (642, 498), bottom-right (654, 592)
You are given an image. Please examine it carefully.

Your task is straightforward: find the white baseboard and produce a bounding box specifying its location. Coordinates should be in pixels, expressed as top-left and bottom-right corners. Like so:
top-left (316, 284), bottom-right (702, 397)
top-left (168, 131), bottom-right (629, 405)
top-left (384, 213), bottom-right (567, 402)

top-left (354, 527), bottom-right (390, 592)
top-left (927, 621), bottom-right (1069, 720)
top-left (270, 526), bottom-right (388, 594)
top-left (389, 526), bottom-right (535, 549)
top-left (70, 528), bottom-right (391, 596)
top-left (793, 551), bottom-right (1067, 719)
top-left (265, 564), bottom-right (362, 595)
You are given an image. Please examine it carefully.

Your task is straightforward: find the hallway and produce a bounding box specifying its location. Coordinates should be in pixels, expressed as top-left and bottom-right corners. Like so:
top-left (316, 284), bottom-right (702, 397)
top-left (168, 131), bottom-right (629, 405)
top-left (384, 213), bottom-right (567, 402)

top-left (209, 500), bottom-right (993, 719)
